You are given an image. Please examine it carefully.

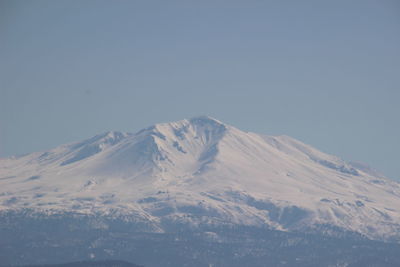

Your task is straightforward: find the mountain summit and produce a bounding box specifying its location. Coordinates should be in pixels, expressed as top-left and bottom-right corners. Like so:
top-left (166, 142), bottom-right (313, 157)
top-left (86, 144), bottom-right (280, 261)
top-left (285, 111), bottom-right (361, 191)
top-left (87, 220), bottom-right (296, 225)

top-left (1, 116), bottom-right (400, 242)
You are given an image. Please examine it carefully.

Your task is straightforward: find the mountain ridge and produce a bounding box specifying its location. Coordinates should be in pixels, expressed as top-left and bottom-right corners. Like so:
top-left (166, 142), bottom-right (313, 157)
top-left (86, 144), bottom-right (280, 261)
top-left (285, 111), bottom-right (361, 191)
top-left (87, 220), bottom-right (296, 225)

top-left (1, 116), bottom-right (400, 242)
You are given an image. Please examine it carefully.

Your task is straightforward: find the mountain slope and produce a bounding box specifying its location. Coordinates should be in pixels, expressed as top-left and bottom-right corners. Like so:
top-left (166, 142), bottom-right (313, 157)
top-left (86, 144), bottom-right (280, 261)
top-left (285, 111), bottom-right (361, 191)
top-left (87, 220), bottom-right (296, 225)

top-left (1, 116), bottom-right (399, 241)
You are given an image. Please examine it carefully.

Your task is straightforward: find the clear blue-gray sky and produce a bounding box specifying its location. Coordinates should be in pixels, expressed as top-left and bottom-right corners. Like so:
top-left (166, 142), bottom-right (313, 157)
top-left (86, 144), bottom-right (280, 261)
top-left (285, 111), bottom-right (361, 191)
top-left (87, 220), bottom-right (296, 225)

top-left (1, 1), bottom-right (399, 179)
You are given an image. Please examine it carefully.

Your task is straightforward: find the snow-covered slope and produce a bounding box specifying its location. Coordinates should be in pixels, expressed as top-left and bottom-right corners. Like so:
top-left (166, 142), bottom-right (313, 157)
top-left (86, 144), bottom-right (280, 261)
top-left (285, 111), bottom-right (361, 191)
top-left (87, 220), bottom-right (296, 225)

top-left (1, 116), bottom-right (400, 241)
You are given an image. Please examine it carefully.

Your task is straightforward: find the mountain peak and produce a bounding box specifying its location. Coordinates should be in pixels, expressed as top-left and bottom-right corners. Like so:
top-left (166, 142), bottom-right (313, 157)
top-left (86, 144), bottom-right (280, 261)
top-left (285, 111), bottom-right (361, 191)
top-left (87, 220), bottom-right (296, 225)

top-left (141, 116), bottom-right (229, 143)
top-left (189, 115), bottom-right (224, 125)
top-left (150, 116), bottom-right (227, 130)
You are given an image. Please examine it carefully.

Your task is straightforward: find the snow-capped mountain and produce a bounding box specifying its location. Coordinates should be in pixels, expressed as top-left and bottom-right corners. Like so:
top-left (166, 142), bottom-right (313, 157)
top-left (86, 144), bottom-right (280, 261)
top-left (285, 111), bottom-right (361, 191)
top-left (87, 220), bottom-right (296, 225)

top-left (1, 116), bottom-right (400, 242)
